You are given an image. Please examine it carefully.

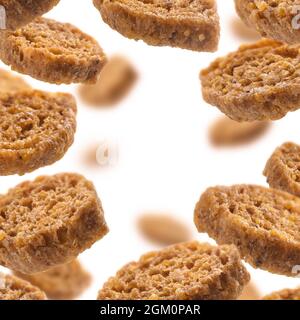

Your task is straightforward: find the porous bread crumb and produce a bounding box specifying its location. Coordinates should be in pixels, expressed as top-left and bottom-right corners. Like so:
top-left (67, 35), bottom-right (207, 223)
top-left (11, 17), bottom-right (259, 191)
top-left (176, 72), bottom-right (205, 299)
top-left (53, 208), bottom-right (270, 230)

top-left (0, 173), bottom-right (109, 274)
top-left (98, 241), bottom-right (250, 300)
top-left (93, 0), bottom-right (220, 52)
top-left (264, 142), bottom-right (300, 197)
top-left (235, 0), bottom-right (300, 44)
top-left (0, 273), bottom-right (46, 300)
top-left (264, 287), bottom-right (300, 300)
top-left (0, 90), bottom-right (77, 175)
top-left (194, 184), bottom-right (300, 276)
top-left (201, 39), bottom-right (300, 121)
top-left (0, 17), bottom-right (107, 84)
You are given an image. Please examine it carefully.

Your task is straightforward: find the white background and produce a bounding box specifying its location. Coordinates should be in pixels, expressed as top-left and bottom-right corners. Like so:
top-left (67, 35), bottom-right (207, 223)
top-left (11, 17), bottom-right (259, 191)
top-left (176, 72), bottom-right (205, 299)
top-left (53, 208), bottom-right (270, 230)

top-left (0, 0), bottom-right (300, 299)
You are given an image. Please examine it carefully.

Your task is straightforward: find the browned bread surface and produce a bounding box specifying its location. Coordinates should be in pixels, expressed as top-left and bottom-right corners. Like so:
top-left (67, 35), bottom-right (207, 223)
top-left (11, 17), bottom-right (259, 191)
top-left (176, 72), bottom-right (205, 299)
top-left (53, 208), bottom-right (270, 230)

top-left (0, 18), bottom-right (107, 84)
top-left (201, 39), bottom-right (300, 121)
top-left (0, 173), bottom-right (109, 274)
top-left (235, 0), bottom-right (300, 44)
top-left (264, 287), bottom-right (300, 300)
top-left (93, 0), bottom-right (220, 52)
top-left (194, 184), bottom-right (300, 276)
top-left (0, 273), bottom-right (46, 300)
top-left (0, 0), bottom-right (60, 30)
top-left (0, 90), bottom-right (77, 175)
top-left (98, 241), bottom-right (250, 300)
top-left (264, 142), bottom-right (300, 197)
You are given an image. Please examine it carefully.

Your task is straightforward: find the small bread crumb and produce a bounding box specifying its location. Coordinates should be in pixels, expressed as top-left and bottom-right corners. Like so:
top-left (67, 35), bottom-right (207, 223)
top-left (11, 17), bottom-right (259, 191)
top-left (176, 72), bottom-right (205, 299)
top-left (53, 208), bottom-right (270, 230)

top-left (209, 116), bottom-right (270, 146)
top-left (15, 259), bottom-right (91, 300)
top-left (79, 55), bottom-right (137, 107)
top-left (137, 213), bottom-right (192, 245)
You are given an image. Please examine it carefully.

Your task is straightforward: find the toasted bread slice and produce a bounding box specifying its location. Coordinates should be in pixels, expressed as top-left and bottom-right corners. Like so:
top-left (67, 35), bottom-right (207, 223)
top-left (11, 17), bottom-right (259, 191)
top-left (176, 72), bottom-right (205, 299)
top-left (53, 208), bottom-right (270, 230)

top-left (264, 142), bottom-right (300, 197)
top-left (93, 0), bottom-right (220, 51)
top-left (0, 0), bottom-right (60, 30)
top-left (201, 39), bottom-right (300, 121)
top-left (98, 241), bottom-right (249, 300)
top-left (0, 173), bottom-right (109, 274)
top-left (0, 18), bottom-right (107, 84)
top-left (0, 90), bottom-right (77, 175)
top-left (194, 184), bottom-right (300, 276)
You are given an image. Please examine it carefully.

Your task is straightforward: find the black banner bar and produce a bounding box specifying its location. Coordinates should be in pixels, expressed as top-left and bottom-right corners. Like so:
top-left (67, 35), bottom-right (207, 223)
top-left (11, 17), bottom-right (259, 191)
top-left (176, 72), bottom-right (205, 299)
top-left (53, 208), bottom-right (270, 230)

top-left (0, 301), bottom-right (297, 319)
